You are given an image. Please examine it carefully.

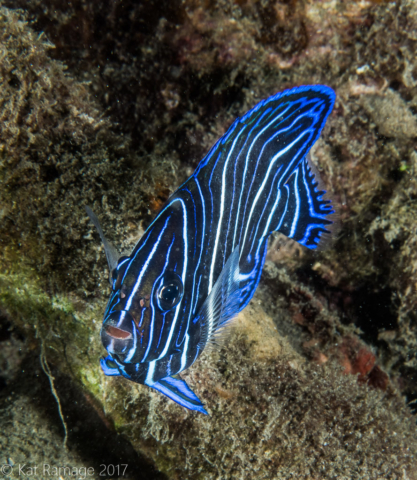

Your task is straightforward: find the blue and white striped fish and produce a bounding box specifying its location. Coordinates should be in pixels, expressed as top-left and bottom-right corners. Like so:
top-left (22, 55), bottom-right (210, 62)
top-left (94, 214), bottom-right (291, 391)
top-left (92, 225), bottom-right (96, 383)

top-left (87, 85), bottom-right (337, 414)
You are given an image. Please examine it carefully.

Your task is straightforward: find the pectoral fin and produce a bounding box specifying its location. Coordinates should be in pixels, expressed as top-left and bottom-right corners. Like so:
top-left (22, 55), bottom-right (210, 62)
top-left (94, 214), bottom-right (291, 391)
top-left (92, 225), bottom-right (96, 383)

top-left (100, 355), bottom-right (121, 376)
top-left (151, 376), bottom-right (208, 415)
top-left (197, 245), bottom-right (241, 350)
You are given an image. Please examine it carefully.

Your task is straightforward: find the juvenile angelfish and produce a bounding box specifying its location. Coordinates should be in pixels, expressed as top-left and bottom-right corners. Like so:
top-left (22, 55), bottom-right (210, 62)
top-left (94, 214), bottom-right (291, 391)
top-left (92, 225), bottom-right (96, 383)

top-left (87, 85), bottom-right (337, 414)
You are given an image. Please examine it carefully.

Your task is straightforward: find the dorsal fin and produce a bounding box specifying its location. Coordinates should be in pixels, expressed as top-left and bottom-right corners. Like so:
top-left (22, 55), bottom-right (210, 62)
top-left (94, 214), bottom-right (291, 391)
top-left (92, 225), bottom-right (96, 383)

top-left (85, 206), bottom-right (120, 274)
top-left (197, 245), bottom-right (241, 351)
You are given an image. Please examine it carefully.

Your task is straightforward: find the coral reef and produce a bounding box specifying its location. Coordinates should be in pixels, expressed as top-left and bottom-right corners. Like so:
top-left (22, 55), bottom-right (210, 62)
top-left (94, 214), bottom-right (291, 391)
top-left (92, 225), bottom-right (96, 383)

top-left (0, 330), bottom-right (166, 480)
top-left (0, 6), bottom-right (182, 298)
top-left (107, 304), bottom-right (417, 479)
top-left (0, 395), bottom-right (96, 480)
top-left (0, 0), bottom-right (417, 478)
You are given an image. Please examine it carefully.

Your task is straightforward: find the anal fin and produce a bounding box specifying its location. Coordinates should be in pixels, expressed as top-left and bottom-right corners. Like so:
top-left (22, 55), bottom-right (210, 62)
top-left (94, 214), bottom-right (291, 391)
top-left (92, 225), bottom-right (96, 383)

top-left (151, 376), bottom-right (208, 414)
top-left (277, 154), bottom-right (338, 250)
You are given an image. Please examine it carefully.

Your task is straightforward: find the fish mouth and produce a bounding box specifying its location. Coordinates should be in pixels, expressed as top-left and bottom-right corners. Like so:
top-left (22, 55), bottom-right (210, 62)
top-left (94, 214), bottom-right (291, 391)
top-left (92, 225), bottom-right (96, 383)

top-left (103, 324), bottom-right (132, 340)
top-left (101, 310), bottom-right (135, 357)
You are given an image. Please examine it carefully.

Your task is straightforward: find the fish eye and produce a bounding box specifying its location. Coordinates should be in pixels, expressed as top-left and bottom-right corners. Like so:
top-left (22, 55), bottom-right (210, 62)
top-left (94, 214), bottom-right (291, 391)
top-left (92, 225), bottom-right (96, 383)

top-left (156, 272), bottom-right (183, 311)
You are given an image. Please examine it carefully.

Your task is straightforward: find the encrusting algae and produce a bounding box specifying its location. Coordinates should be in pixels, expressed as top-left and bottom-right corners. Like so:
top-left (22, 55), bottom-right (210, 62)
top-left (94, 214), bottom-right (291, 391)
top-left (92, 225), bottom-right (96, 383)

top-left (0, 1), bottom-right (417, 479)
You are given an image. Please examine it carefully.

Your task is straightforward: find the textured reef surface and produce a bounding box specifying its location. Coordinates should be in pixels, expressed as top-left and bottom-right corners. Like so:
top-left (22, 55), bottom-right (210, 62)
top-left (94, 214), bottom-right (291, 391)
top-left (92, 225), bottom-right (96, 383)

top-left (0, 1), bottom-right (417, 478)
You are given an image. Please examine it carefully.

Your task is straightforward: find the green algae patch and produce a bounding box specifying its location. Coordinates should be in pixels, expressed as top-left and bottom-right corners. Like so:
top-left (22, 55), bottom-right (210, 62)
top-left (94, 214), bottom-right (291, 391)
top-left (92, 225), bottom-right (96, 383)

top-left (0, 260), bottom-right (104, 392)
top-left (0, 269), bottom-right (67, 336)
top-left (0, 260), bottom-right (118, 432)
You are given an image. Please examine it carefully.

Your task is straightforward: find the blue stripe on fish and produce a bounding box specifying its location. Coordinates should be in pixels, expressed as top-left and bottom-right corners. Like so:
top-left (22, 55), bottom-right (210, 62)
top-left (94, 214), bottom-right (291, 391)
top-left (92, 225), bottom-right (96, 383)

top-left (87, 84), bottom-right (337, 414)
